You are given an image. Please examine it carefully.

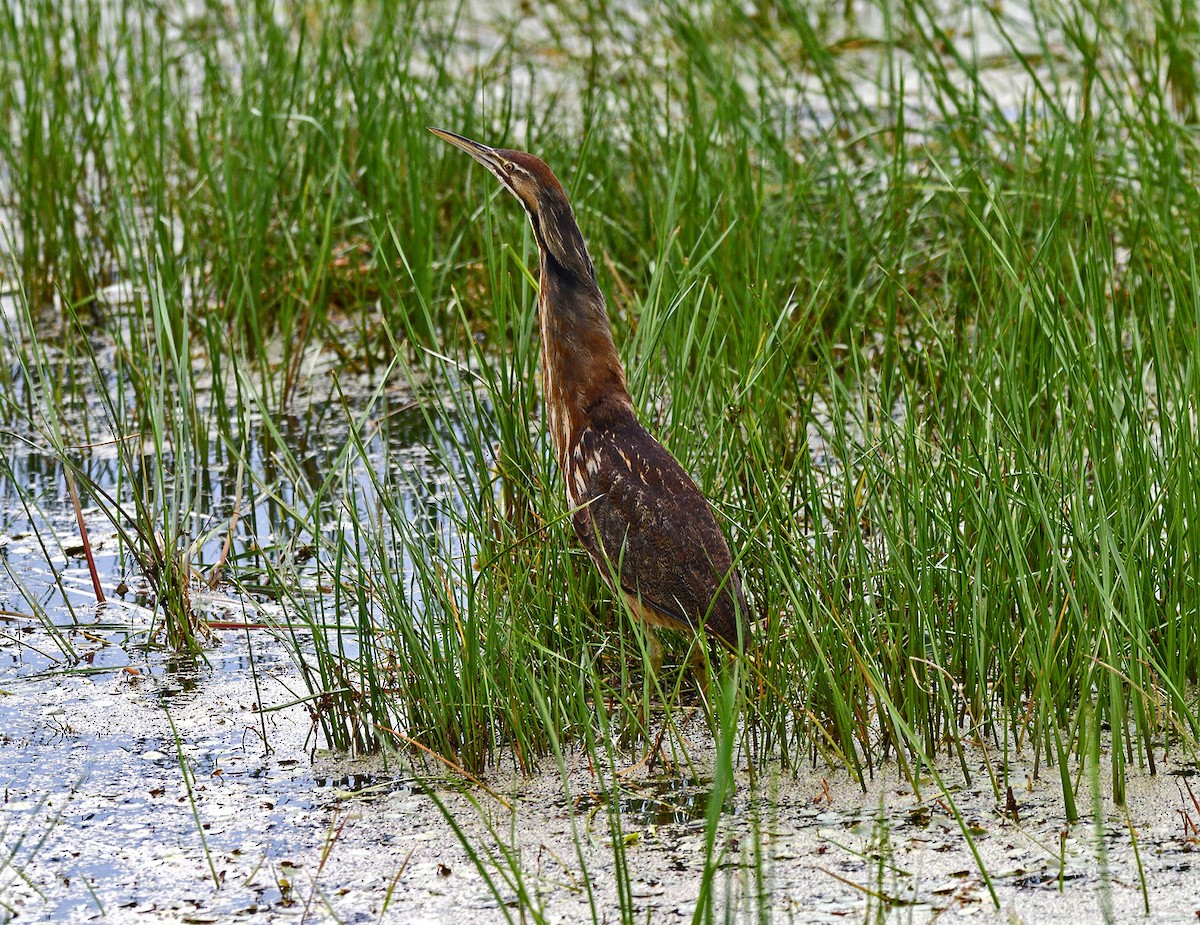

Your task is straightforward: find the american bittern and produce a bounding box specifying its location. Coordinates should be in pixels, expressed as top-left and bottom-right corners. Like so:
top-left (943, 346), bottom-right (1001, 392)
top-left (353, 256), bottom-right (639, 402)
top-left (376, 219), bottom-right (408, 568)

top-left (431, 128), bottom-right (748, 676)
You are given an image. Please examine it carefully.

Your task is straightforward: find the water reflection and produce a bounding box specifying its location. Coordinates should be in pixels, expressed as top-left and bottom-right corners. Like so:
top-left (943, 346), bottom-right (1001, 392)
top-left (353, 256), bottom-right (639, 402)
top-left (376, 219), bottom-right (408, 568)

top-left (574, 776), bottom-right (714, 828)
top-left (0, 384), bottom-right (477, 613)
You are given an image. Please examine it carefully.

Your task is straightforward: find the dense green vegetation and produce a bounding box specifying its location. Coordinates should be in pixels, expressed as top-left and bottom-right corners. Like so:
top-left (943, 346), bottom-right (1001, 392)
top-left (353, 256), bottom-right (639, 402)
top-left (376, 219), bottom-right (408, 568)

top-left (2, 4), bottom-right (1197, 897)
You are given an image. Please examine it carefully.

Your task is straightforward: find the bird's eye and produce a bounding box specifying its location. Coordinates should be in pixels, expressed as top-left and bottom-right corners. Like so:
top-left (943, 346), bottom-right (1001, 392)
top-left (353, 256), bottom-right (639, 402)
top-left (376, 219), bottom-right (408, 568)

top-left (504, 161), bottom-right (516, 172)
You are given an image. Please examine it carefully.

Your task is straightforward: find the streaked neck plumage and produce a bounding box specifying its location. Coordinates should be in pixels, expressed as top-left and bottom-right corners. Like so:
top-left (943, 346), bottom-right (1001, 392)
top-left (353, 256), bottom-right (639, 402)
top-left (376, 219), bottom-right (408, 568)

top-left (529, 191), bottom-right (631, 468)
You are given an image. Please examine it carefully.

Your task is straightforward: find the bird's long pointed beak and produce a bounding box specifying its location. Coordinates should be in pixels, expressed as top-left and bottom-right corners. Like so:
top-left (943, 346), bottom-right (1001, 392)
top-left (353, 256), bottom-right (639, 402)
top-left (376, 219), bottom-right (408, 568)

top-left (428, 127), bottom-right (504, 173)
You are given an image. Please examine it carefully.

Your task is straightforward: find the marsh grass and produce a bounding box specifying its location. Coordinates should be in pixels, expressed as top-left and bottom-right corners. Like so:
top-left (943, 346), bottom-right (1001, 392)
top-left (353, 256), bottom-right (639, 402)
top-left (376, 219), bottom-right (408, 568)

top-left (2, 0), bottom-right (1200, 916)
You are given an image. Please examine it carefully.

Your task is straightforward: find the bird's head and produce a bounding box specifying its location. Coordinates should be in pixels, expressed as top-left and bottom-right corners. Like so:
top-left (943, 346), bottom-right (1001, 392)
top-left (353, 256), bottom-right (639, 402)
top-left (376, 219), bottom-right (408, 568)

top-left (429, 128), bottom-right (561, 216)
top-left (430, 127), bottom-right (593, 281)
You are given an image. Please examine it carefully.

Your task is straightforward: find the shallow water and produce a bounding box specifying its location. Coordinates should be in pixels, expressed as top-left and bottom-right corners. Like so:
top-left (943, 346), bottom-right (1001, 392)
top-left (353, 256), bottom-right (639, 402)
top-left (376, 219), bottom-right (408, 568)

top-left (6, 613), bottom-right (1200, 923)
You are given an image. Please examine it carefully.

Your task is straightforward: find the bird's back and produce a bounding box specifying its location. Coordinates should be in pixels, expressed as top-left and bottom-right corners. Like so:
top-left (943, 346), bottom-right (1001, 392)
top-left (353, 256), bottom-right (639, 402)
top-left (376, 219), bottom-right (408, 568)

top-left (565, 397), bottom-right (748, 649)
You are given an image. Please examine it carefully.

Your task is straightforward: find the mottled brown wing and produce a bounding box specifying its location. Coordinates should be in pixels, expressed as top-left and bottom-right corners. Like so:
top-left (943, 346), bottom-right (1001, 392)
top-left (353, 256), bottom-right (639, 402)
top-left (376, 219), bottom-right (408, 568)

top-left (568, 414), bottom-right (748, 648)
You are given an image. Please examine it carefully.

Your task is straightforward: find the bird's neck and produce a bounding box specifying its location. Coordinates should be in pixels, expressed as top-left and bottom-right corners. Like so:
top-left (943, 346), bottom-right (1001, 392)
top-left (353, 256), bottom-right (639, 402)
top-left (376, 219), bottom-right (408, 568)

top-left (537, 257), bottom-right (631, 466)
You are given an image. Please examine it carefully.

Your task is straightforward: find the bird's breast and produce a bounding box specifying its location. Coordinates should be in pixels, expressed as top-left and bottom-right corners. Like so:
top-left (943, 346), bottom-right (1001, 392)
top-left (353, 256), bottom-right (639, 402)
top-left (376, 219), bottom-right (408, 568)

top-left (541, 360), bottom-right (567, 459)
top-left (565, 437), bottom-right (601, 509)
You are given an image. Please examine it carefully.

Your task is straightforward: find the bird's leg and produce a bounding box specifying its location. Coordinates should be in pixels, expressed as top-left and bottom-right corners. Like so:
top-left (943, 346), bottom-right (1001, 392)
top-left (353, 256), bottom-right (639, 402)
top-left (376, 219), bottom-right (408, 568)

top-left (619, 624), bottom-right (662, 753)
top-left (645, 625), bottom-right (665, 680)
top-left (687, 640), bottom-right (710, 699)
top-left (638, 625), bottom-right (664, 737)
top-left (616, 625), bottom-right (668, 773)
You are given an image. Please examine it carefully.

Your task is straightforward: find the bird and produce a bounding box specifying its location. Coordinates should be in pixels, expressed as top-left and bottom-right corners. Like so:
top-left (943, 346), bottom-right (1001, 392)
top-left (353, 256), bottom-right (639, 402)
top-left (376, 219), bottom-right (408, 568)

top-left (430, 127), bottom-right (749, 678)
